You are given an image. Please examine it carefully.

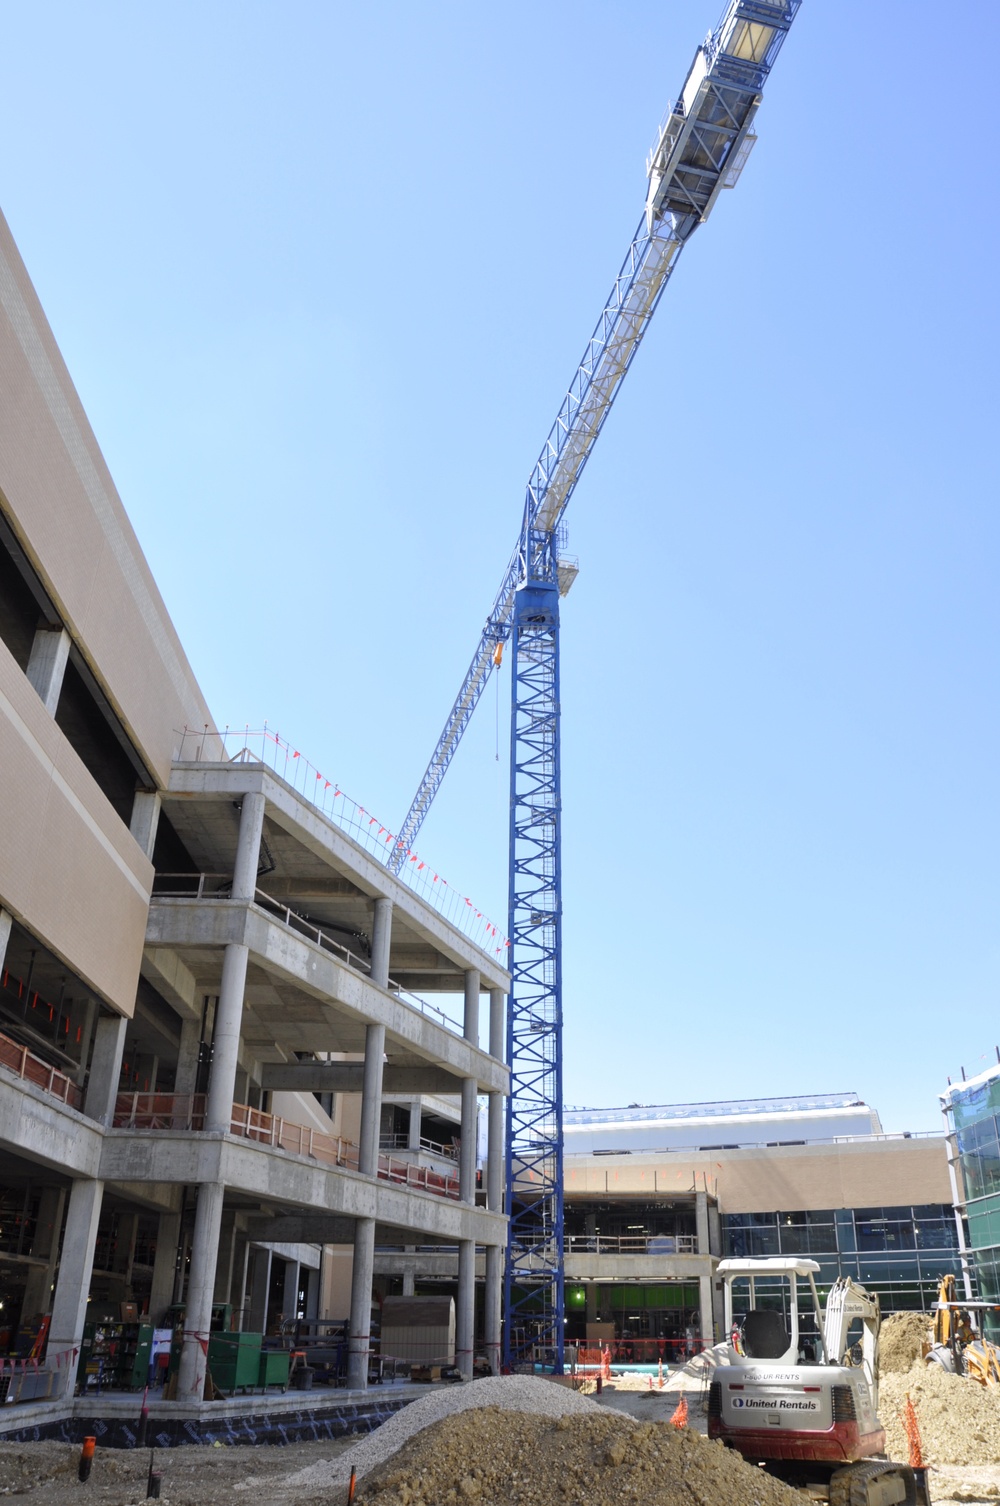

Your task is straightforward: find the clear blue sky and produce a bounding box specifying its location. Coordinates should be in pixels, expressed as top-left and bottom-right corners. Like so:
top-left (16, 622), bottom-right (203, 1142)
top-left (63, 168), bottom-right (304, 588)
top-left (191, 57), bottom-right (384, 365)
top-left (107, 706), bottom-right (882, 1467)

top-left (3, 2), bottom-right (997, 1132)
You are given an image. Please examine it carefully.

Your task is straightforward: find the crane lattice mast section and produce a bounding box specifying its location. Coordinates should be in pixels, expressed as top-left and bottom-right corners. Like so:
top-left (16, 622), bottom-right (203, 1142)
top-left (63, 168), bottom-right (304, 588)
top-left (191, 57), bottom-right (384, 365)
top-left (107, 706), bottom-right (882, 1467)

top-left (391, 0), bottom-right (800, 1371)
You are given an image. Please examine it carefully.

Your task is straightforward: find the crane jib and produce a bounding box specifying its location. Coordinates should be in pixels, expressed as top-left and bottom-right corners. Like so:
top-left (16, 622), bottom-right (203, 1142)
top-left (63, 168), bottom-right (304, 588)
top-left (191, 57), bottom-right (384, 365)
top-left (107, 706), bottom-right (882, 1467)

top-left (394, 0), bottom-right (800, 867)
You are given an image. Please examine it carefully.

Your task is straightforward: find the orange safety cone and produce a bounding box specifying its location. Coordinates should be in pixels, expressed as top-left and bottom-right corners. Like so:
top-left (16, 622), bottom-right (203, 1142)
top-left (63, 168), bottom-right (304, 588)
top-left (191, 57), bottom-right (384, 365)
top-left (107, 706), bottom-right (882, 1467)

top-left (670, 1395), bottom-right (688, 1429)
top-left (658, 1358), bottom-right (664, 1389)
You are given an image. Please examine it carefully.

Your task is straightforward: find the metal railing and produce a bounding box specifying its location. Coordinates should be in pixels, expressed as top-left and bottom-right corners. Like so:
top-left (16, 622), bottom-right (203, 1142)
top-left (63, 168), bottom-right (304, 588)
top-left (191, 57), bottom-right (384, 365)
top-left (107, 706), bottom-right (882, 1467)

top-left (111, 1094), bottom-right (462, 1201)
top-left (379, 1131), bottom-right (459, 1161)
top-left (174, 724), bottom-right (509, 961)
top-left (151, 875), bottom-right (464, 1034)
top-left (0, 1027), bottom-right (82, 1110)
top-left (565, 1233), bottom-right (698, 1256)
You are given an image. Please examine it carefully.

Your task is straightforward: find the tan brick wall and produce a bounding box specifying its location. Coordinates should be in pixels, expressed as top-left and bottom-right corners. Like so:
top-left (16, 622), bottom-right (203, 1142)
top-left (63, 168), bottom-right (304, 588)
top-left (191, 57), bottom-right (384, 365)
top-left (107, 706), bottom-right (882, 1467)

top-left (565, 1137), bottom-right (951, 1213)
top-left (0, 637), bottom-right (151, 1015)
top-left (0, 208), bottom-right (215, 788)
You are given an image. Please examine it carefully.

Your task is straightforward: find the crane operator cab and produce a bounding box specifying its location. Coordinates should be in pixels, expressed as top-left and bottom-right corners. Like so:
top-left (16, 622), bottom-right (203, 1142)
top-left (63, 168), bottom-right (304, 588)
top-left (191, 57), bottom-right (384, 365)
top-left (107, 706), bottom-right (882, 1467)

top-left (710, 1258), bottom-right (930, 1505)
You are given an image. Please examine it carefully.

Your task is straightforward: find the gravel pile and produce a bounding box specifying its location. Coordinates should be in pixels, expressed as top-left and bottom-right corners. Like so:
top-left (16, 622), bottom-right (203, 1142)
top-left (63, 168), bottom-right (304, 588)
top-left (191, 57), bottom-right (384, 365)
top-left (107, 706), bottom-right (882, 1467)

top-left (880, 1363), bottom-right (1000, 1465)
top-left (353, 1407), bottom-right (804, 1506)
top-left (286, 1376), bottom-right (606, 1491)
top-left (879, 1311), bottom-right (930, 1375)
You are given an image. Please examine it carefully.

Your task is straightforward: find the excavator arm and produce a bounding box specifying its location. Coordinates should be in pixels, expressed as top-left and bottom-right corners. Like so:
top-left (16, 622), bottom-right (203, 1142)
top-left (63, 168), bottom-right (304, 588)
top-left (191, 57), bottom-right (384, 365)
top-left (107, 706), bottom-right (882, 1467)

top-left (823, 1277), bottom-right (881, 1410)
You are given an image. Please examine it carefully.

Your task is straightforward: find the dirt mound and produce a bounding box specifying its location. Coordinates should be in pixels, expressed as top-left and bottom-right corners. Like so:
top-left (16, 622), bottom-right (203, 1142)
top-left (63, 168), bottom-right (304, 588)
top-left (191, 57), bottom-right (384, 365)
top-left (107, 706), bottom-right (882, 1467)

top-left (879, 1311), bottom-right (930, 1375)
top-left (880, 1363), bottom-right (1000, 1466)
top-left (355, 1406), bottom-right (804, 1506)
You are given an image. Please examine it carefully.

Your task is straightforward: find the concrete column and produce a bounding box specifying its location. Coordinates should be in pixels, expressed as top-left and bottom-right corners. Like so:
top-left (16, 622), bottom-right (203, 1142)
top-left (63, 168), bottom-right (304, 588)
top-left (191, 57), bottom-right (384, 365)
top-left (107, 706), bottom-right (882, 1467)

top-left (487, 1092), bottom-right (503, 1213)
top-left (230, 1234), bottom-right (250, 1319)
top-left (488, 988), bottom-right (505, 1062)
top-left (213, 1210), bottom-right (238, 1305)
top-left (72, 999), bottom-right (98, 1089)
top-left (201, 794), bottom-right (263, 1133)
top-left (174, 1018), bottom-right (202, 1097)
top-left (0, 907), bottom-right (11, 972)
top-left (370, 898), bottom-right (392, 987)
top-left (347, 1217), bottom-right (375, 1390)
top-left (129, 790), bottom-right (161, 861)
top-left (712, 1273), bottom-right (726, 1343)
top-left (283, 1258), bottom-right (301, 1321)
top-left (698, 1273), bottom-right (715, 1348)
top-left (484, 1244), bottom-right (501, 1374)
top-left (116, 1209), bottom-right (140, 1283)
top-left (464, 968), bottom-right (480, 1048)
top-left (695, 1189), bottom-right (710, 1256)
top-left (358, 1023), bottom-right (386, 1177)
top-left (21, 1186), bottom-right (66, 1317)
top-left (456, 1239), bottom-right (475, 1379)
top-left (47, 1178), bottom-right (105, 1395)
top-left (585, 1283), bottom-right (598, 1324)
top-left (84, 1014), bottom-right (127, 1125)
top-left (708, 1201), bottom-right (721, 1259)
top-left (26, 626), bottom-right (71, 715)
top-left (232, 792), bottom-right (266, 902)
top-left (205, 944), bottom-right (249, 1132)
top-left (248, 1247), bottom-right (272, 1332)
top-left (460, 1078), bottom-right (478, 1203)
top-left (304, 1264), bottom-right (320, 1319)
top-left (402, 1270), bottom-right (415, 1297)
top-left (407, 1100), bottom-right (422, 1152)
top-left (148, 1211), bottom-right (181, 1324)
top-left (176, 1181), bottom-right (225, 1401)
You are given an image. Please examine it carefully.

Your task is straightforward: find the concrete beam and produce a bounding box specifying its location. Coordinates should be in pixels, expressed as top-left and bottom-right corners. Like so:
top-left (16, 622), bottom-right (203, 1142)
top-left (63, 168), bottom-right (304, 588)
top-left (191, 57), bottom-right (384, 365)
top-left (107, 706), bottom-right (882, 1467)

top-left (140, 947), bottom-right (201, 1021)
top-left (146, 899), bottom-right (508, 1093)
top-left (246, 1215), bottom-right (357, 1245)
top-left (260, 1063), bottom-right (475, 1094)
top-left (98, 1129), bottom-right (508, 1246)
top-left (0, 1077), bottom-right (102, 1177)
top-left (563, 1253), bottom-right (719, 1284)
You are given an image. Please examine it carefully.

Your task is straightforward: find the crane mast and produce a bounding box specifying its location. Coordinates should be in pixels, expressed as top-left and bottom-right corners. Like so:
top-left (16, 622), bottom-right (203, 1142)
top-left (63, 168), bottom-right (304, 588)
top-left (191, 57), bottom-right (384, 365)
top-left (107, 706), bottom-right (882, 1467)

top-left (392, 0), bottom-right (801, 1371)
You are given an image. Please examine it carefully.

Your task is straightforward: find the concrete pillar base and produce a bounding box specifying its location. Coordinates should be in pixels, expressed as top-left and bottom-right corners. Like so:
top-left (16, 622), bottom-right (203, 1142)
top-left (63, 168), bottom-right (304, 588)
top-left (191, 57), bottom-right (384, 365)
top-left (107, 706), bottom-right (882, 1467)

top-left (484, 1244), bottom-right (501, 1375)
top-left (176, 1183), bottom-right (225, 1402)
top-left (47, 1179), bottom-right (105, 1396)
top-left (457, 1239), bottom-right (475, 1379)
top-left (347, 1218), bottom-right (375, 1391)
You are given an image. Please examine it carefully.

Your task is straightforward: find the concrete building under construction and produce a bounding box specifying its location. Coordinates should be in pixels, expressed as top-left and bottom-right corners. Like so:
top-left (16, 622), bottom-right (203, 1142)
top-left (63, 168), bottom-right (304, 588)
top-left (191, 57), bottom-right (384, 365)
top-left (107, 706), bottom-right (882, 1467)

top-left (0, 204), bottom-right (509, 1411)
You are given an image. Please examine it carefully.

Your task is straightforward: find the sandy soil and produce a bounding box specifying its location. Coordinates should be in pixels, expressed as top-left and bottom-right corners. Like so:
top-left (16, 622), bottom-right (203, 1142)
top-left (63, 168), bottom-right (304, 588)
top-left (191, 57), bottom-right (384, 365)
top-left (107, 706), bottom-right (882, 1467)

top-left (0, 1436), bottom-right (354, 1505)
top-left (3, 1372), bottom-right (1000, 1504)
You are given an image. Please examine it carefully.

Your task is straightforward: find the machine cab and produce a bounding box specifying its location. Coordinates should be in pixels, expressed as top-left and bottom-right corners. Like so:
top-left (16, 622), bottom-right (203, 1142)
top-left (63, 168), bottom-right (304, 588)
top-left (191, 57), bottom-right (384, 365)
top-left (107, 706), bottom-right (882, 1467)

top-left (720, 1256), bottom-right (827, 1365)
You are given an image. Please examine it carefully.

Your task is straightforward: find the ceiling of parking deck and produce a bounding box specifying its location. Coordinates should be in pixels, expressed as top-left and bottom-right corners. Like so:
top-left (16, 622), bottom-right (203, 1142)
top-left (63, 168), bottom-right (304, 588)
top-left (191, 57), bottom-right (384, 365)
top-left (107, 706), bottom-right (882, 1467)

top-left (160, 796), bottom-right (486, 993)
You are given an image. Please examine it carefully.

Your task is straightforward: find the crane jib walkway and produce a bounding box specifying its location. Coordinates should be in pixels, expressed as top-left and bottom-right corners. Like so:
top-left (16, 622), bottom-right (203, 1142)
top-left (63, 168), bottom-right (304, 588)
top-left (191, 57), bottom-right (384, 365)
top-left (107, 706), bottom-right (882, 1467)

top-left (391, 0), bottom-right (802, 1372)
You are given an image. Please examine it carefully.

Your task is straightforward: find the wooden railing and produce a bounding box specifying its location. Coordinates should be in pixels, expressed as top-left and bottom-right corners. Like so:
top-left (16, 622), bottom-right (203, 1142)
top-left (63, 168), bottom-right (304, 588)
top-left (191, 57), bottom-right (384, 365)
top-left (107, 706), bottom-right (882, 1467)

top-left (112, 1094), bottom-right (461, 1201)
top-left (0, 1028), bottom-right (82, 1110)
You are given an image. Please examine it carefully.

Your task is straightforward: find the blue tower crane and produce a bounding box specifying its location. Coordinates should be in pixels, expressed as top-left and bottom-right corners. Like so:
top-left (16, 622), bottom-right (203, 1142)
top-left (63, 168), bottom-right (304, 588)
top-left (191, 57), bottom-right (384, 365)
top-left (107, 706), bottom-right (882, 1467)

top-left (390, 0), bottom-right (801, 1370)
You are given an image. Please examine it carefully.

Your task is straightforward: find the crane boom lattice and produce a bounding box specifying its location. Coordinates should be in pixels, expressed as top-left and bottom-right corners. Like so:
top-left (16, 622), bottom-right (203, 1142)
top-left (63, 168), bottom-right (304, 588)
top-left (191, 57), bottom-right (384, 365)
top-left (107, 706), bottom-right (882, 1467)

top-left (390, 0), bottom-right (801, 1373)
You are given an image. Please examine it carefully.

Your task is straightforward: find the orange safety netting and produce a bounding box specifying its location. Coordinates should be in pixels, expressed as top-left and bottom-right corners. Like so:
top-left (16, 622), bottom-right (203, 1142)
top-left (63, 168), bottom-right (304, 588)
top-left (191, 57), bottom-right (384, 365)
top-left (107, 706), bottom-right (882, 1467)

top-left (901, 1394), bottom-right (923, 1468)
top-left (670, 1395), bottom-right (688, 1429)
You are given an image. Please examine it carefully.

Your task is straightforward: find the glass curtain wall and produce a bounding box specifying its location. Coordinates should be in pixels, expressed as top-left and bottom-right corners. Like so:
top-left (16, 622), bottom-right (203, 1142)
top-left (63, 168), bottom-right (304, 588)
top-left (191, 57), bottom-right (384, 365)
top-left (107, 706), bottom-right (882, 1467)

top-left (721, 1204), bottom-right (962, 1312)
top-left (945, 1073), bottom-right (1000, 1331)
